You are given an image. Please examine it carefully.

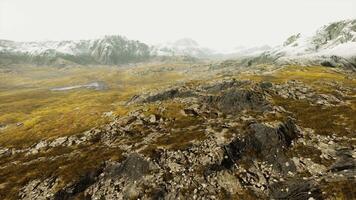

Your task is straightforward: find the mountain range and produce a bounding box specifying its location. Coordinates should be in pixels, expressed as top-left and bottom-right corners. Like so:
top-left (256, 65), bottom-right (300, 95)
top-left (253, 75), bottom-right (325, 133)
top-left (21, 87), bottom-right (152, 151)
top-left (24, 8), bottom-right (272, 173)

top-left (0, 35), bottom-right (151, 65)
top-left (0, 19), bottom-right (355, 68)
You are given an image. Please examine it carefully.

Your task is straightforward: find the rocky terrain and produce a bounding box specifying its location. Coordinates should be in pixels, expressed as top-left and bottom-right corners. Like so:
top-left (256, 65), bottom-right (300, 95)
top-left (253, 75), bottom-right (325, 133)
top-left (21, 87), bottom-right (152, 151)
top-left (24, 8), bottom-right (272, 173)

top-left (0, 65), bottom-right (354, 199)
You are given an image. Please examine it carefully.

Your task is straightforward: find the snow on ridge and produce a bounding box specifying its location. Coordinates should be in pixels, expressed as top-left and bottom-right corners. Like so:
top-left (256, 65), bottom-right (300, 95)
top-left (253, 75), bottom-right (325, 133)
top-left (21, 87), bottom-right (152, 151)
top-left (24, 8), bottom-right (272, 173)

top-left (266, 19), bottom-right (356, 59)
top-left (316, 42), bottom-right (356, 57)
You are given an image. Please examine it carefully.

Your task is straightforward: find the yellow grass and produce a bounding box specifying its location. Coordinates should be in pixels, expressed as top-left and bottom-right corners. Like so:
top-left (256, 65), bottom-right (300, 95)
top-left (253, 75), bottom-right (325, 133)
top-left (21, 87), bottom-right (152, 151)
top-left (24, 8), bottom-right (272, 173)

top-left (0, 64), bottom-right (189, 147)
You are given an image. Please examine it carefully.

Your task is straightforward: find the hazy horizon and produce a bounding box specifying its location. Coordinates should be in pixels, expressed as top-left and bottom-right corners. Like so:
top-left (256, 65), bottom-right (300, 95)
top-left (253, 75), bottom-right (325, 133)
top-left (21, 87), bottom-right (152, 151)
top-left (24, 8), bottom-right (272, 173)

top-left (1, 0), bottom-right (356, 51)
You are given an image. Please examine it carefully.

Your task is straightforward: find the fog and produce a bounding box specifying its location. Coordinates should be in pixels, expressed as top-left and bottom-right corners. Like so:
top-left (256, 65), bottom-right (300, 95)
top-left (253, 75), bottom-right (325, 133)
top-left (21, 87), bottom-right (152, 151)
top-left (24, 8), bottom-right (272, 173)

top-left (1, 0), bottom-right (355, 51)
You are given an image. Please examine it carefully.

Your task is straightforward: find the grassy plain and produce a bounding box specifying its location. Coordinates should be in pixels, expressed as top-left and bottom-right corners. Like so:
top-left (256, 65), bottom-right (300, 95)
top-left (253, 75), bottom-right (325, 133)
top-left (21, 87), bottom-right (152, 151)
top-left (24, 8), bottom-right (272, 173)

top-left (1, 64), bottom-right (355, 147)
top-left (0, 63), bottom-right (190, 147)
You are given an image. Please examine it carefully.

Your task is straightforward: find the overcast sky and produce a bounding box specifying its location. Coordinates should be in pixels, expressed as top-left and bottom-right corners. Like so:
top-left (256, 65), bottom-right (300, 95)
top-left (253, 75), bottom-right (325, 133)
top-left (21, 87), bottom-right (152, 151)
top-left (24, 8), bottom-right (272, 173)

top-left (0, 0), bottom-right (355, 51)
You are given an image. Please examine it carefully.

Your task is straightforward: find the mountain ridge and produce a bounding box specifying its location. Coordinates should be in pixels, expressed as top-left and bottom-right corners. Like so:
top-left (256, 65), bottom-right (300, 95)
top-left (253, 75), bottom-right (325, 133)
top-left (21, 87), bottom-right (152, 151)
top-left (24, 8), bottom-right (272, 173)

top-left (1, 19), bottom-right (355, 68)
top-left (0, 35), bottom-right (151, 65)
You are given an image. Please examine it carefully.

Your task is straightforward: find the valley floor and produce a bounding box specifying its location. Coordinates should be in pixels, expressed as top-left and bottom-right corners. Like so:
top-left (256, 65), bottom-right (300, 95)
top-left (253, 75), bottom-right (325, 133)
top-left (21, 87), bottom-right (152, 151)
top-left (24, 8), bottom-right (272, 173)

top-left (0, 62), bottom-right (355, 199)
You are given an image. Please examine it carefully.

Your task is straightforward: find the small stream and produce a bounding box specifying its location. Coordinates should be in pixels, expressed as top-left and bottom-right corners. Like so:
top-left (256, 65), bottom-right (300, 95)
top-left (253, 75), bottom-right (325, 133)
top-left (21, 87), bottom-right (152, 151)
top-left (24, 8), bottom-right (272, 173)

top-left (50, 82), bottom-right (107, 91)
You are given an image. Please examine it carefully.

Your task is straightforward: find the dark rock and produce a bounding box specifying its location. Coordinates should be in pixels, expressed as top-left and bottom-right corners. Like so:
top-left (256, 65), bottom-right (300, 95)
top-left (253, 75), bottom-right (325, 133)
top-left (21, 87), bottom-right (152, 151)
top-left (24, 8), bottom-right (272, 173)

top-left (182, 108), bottom-right (199, 116)
top-left (276, 117), bottom-right (300, 148)
top-left (108, 154), bottom-right (150, 181)
top-left (321, 61), bottom-right (335, 68)
top-left (202, 89), bottom-right (270, 114)
top-left (329, 148), bottom-right (355, 172)
top-left (150, 186), bottom-right (167, 200)
top-left (221, 136), bottom-right (248, 169)
top-left (270, 180), bottom-right (322, 200)
top-left (54, 167), bottom-right (103, 200)
top-left (259, 81), bottom-right (273, 89)
top-left (143, 88), bottom-right (196, 103)
top-left (222, 118), bottom-right (299, 174)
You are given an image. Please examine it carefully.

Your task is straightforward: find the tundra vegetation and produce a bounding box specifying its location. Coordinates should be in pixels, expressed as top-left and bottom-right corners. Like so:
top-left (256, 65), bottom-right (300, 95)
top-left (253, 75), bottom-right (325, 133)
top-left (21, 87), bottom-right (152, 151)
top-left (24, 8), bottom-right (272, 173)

top-left (0, 61), bottom-right (355, 199)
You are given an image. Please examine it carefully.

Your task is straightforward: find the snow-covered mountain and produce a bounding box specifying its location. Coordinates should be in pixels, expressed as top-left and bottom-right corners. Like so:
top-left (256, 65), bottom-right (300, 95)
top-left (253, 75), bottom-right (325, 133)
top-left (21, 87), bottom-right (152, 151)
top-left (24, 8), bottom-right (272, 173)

top-left (1, 19), bottom-right (355, 68)
top-left (151, 38), bottom-right (215, 58)
top-left (252, 19), bottom-right (356, 69)
top-left (271, 19), bottom-right (356, 57)
top-left (0, 37), bottom-right (216, 65)
top-left (0, 35), bottom-right (151, 65)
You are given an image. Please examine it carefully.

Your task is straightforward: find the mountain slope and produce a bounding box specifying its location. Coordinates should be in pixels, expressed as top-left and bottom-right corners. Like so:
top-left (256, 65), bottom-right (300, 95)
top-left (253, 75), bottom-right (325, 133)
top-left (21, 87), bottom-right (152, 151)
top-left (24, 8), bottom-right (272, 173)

top-left (0, 35), bottom-right (151, 65)
top-left (249, 19), bottom-right (356, 70)
top-left (273, 19), bottom-right (356, 57)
